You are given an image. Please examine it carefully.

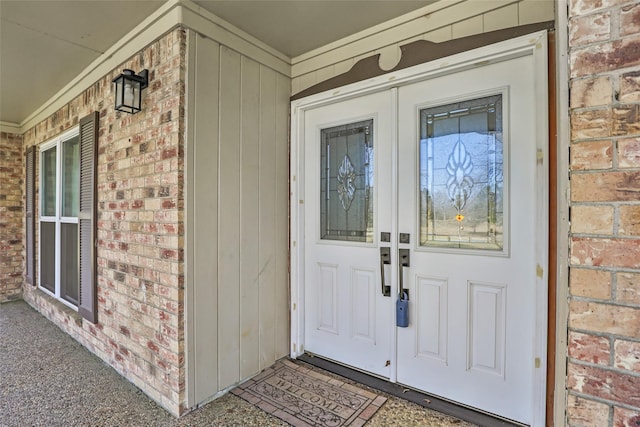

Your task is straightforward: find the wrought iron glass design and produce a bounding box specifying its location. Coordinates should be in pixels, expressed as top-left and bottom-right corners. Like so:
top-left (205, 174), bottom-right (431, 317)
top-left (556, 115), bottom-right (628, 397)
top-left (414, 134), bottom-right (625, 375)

top-left (320, 120), bottom-right (374, 242)
top-left (419, 94), bottom-right (504, 250)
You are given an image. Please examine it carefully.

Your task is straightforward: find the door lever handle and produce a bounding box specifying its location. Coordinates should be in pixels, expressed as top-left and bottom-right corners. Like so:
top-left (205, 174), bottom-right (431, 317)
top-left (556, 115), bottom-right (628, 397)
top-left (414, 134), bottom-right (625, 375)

top-left (380, 247), bottom-right (391, 297)
top-left (398, 249), bottom-right (410, 299)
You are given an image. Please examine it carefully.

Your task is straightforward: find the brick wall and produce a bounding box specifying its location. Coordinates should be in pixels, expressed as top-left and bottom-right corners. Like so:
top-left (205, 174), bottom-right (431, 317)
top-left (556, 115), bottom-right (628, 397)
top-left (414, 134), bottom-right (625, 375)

top-left (567, 0), bottom-right (640, 425)
top-left (21, 28), bottom-right (187, 416)
top-left (0, 132), bottom-right (24, 303)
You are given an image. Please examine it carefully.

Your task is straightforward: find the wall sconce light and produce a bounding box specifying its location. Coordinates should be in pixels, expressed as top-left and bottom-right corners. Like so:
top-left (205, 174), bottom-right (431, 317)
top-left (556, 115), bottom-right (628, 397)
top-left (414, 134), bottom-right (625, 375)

top-left (112, 69), bottom-right (149, 114)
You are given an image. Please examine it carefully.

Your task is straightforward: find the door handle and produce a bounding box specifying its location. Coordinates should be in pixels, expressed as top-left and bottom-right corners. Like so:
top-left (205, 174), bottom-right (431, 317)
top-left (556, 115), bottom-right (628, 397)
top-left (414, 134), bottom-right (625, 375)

top-left (398, 249), bottom-right (410, 299)
top-left (380, 247), bottom-right (391, 297)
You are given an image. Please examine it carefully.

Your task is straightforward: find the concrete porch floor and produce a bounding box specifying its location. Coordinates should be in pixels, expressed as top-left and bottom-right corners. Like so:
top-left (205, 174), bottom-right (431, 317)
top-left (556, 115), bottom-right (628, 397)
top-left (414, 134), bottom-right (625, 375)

top-left (0, 300), bottom-right (473, 426)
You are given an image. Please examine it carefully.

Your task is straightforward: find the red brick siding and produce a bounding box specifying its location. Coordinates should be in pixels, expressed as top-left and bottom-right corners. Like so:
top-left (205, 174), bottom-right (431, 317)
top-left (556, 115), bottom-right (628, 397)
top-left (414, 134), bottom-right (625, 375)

top-left (21, 28), bottom-right (187, 416)
top-left (0, 132), bottom-right (24, 302)
top-left (568, 0), bottom-right (640, 424)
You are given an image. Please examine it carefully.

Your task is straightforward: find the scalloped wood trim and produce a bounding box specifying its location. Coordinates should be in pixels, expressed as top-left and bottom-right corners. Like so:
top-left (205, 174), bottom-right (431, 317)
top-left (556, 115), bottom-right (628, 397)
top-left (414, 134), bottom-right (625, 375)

top-left (291, 21), bottom-right (554, 101)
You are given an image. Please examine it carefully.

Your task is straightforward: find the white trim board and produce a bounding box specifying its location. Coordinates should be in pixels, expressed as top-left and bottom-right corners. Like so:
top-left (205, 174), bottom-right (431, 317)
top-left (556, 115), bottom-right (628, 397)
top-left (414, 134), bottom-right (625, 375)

top-left (290, 31), bottom-right (549, 427)
top-left (553, 0), bottom-right (571, 425)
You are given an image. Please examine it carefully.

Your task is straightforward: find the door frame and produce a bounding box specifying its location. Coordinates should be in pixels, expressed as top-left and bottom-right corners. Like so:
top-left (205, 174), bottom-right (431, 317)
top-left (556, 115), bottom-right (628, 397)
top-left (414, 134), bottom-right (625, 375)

top-left (290, 31), bottom-right (549, 426)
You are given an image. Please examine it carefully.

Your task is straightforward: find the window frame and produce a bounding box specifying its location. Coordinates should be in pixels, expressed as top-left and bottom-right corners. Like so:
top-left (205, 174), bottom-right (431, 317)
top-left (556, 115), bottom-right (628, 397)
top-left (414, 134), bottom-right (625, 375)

top-left (39, 126), bottom-right (80, 309)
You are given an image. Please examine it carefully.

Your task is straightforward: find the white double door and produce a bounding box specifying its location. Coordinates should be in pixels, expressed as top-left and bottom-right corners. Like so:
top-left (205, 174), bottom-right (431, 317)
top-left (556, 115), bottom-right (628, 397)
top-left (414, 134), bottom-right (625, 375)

top-left (302, 52), bottom-right (545, 425)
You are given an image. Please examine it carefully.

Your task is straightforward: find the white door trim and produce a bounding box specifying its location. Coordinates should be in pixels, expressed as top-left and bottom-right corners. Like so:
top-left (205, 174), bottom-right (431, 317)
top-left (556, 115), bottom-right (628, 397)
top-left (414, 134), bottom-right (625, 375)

top-left (290, 31), bottom-right (549, 426)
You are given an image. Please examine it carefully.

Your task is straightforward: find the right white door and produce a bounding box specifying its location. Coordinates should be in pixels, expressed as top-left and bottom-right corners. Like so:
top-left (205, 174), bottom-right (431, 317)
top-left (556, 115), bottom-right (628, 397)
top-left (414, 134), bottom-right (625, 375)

top-left (396, 54), bottom-right (538, 424)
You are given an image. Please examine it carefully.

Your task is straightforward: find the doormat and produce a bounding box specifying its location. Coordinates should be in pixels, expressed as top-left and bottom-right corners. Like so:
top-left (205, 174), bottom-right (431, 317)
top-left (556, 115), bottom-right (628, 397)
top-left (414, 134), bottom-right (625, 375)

top-left (231, 359), bottom-right (387, 427)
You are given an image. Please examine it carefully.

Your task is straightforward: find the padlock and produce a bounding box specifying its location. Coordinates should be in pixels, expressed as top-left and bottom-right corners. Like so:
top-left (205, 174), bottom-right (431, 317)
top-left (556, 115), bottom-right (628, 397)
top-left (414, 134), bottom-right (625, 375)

top-left (396, 291), bottom-right (409, 328)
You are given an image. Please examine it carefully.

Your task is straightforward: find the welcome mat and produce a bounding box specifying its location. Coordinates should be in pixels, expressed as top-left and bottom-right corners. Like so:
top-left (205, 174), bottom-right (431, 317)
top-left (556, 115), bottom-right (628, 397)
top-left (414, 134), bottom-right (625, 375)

top-left (231, 359), bottom-right (387, 427)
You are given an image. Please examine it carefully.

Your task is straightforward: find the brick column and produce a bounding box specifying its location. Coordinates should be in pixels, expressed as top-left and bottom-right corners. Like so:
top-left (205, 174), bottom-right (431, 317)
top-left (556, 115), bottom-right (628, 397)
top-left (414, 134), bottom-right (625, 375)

top-left (567, 0), bottom-right (640, 425)
top-left (0, 132), bottom-right (24, 303)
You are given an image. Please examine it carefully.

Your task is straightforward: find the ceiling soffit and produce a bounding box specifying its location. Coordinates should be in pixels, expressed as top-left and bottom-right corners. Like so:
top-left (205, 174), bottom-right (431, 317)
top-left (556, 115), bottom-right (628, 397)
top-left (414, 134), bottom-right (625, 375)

top-left (0, 0), bottom-right (165, 125)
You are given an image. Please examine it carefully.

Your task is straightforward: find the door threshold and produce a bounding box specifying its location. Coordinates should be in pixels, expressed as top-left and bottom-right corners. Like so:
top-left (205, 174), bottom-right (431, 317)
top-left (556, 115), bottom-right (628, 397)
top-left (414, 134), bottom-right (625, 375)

top-left (297, 354), bottom-right (526, 427)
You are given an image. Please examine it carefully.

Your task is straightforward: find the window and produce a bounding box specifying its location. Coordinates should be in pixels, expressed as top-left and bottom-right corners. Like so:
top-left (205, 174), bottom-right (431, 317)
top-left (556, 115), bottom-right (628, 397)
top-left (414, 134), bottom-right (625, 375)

top-left (320, 119), bottom-right (374, 243)
top-left (34, 112), bottom-right (98, 322)
top-left (418, 94), bottom-right (504, 251)
top-left (40, 130), bottom-right (80, 306)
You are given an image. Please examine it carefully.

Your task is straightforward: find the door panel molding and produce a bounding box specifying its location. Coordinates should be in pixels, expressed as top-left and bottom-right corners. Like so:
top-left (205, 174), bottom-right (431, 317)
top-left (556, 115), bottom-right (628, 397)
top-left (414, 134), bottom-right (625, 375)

top-left (415, 276), bottom-right (448, 363)
top-left (467, 281), bottom-right (507, 378)
top-left (317, 263), bottom-right (339, 334)
top-left (350, 267), bottom-right (377, 343)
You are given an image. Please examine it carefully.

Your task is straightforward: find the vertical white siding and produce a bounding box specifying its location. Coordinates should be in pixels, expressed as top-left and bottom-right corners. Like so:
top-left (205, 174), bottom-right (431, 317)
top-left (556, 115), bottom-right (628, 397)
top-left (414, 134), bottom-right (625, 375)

top-left (189, 33), bottom-right (289, 406)
top-left (258, 66), bottom-right (278, 368)
top-left (217, 45), bottom-right (243, 390)
top-left (239, 56), bottom-right (261, 380)
top-left (275, 72), bottom-right (290, 357)
top-left (192, 35), bottom-right (220, 403)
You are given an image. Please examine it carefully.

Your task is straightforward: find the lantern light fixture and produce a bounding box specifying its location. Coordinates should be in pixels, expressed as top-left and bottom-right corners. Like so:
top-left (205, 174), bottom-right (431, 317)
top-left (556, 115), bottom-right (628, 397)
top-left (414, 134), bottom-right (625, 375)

top-left (112, 69), bottom-right (149, 114)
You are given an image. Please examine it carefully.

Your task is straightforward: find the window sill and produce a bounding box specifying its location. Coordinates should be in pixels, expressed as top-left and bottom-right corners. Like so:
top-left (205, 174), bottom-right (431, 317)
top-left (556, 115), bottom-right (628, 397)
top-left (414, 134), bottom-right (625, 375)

top-left (34, 287), bottom-right (84, 327)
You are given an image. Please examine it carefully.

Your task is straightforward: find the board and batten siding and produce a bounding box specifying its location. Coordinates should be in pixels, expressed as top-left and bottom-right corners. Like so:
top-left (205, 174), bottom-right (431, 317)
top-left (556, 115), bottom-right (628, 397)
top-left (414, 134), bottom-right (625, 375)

top-left (186, 31), bottom-right (289, 406)
top-left (291, 0), bottom-right (555, 95)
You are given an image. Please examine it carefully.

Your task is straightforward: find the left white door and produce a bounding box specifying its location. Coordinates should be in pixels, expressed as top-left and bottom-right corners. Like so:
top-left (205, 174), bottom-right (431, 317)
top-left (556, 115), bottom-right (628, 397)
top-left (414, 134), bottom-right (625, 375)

top-left (303, 90), bottom-right (394, 378)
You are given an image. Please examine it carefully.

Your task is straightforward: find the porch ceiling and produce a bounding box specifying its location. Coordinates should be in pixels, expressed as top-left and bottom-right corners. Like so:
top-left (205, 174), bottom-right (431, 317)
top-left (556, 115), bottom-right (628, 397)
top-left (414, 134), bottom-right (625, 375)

top-left (0, 0), bottom-right (435, 127)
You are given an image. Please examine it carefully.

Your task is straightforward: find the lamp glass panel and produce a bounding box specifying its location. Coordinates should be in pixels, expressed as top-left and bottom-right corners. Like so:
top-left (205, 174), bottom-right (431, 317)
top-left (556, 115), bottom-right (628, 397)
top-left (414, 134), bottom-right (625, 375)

top-left (133, 82), bottom-right (141, 111)
top-left (124, 80), bottom-right (135, 108)
top-left (114, 77), bottom-right (124, 109)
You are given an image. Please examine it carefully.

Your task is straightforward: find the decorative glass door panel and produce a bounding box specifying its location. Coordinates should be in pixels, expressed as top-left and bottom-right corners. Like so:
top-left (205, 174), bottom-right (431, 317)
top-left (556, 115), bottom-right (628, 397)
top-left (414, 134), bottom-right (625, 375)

top-left (419, 94), bottom-right (504, 251)
top-left (320, 119), bottom-right (374, 243)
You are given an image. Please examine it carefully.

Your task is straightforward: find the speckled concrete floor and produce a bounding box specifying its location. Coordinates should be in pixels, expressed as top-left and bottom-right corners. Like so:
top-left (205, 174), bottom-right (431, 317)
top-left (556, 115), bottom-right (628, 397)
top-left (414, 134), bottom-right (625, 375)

top-left (0, 300), bottom-right (474, 426)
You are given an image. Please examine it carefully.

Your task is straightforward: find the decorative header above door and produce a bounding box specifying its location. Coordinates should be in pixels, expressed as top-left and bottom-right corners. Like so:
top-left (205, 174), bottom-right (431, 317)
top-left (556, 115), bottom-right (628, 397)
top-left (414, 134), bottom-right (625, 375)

top-left (291, 21), bottom-right (554, 101)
